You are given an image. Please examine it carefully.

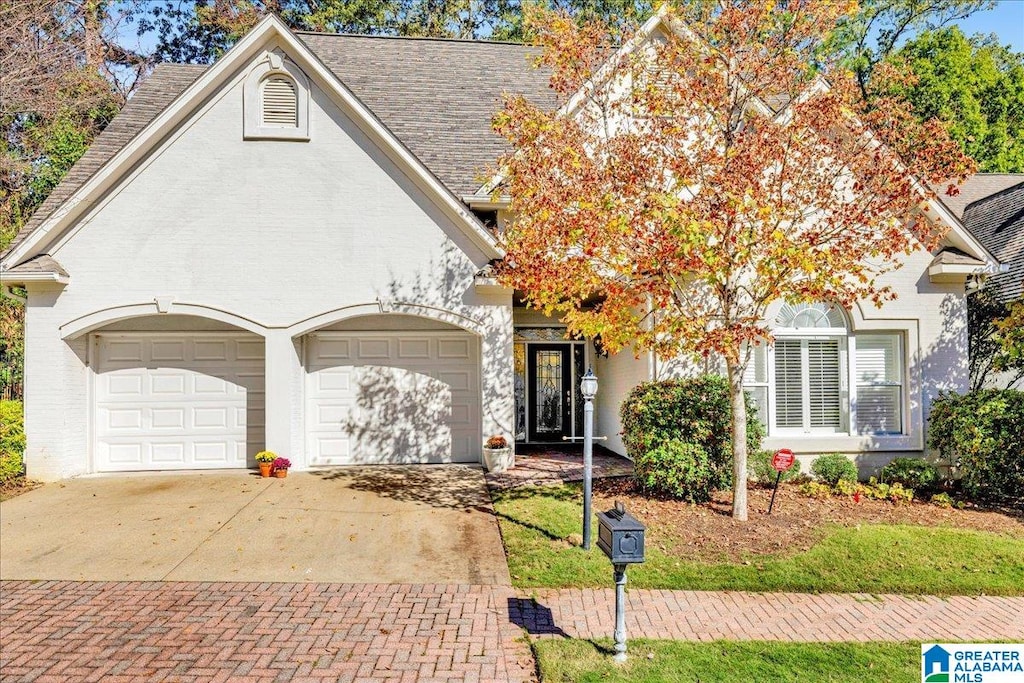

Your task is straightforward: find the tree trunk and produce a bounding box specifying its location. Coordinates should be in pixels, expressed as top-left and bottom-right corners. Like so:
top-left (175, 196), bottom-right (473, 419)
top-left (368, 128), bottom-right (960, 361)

top-left (84, 1), bottom-right (102, 68)
top-left (727, 359), bottom-right (748, 521)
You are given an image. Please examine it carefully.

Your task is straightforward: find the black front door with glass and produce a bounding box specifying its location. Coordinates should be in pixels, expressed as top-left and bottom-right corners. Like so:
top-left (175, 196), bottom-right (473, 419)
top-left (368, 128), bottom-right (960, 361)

top-left (527, 344), bottom-right (573, 442)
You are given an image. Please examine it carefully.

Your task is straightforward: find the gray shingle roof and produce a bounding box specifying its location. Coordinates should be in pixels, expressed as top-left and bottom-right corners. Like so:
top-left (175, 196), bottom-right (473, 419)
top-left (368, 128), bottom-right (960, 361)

top-left (3, 36), bottom-right (554, 263)
top-left (3, 254), bottom-right (69, 278)
top-left (939, 173), bottom-right (1024, 219)
top-left (298, 33), bottom-right (552, 196)
top-left (929, 247), bottom-right (986, 267)
top-left (961, 181), bottom-right (1024, 301)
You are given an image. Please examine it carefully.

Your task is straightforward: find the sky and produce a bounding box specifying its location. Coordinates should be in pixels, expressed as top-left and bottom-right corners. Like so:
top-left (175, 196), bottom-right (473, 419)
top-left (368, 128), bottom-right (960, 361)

top-left (955, 1), bottom-right (1024, 52)
top-left (114, 0), bottom-right (1024, 62)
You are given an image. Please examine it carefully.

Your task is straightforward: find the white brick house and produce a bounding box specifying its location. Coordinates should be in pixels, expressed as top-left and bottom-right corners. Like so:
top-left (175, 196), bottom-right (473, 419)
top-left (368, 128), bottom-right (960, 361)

top-left (0, 14), bottom-right (1000, 481)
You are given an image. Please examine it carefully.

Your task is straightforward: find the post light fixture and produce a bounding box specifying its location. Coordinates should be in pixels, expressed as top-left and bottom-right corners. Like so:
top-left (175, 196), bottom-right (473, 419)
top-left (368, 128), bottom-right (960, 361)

top-left (580, 368), bottom-right (598, 400)
top-left (581, 367), bottom-right (598, 549)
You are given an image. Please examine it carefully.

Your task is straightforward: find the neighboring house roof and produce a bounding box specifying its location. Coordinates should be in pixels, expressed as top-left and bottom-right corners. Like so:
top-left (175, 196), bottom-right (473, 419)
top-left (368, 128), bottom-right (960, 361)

top-left (940, 173), bottom-right (1024, 219)
top-left (961, 181), bottom-right (1024, 300)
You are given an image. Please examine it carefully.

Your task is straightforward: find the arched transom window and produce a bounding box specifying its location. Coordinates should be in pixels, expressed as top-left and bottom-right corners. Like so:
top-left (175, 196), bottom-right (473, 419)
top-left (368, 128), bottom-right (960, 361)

top-left (776, 302), bottom-right (847, 330)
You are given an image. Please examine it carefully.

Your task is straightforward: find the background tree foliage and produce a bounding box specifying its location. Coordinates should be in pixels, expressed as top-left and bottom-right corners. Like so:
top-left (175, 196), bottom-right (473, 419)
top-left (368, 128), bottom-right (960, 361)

top-left (134, 0), bottom-right (655, 63)
top-left (969, 285), bottom-right (1024, 390)
top-left (1, 1), bottom-right (146, 395)
top-left (885, 27), bottom-right (1024, 173)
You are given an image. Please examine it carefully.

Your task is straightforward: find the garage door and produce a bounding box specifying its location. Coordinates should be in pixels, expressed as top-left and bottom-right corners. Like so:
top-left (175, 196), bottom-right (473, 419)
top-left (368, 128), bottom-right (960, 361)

top-left (306, 332), bottom-right (480, 465)
top-left (93, 334), bottom-right (265, 471)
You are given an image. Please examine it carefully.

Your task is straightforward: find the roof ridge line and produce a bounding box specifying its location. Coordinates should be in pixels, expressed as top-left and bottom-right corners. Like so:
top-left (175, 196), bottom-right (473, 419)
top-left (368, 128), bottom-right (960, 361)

top-left (964, 179), bottom-right (1024, 214)
top-left (294, 30), bottom-right (530, 47)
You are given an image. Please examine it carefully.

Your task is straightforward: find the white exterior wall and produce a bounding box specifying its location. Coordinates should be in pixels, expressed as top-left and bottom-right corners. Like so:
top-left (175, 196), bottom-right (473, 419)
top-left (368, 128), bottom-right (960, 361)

top-left (20, 42), bottom-right (513, 480)
top-left (653, 246), bottom-right (969, 474)
top-left (595, 345), bottom-right (651, 456)
top-left (759, 245), bottom-right (969, 470)
top-left (590, 246), bottom-right (969, 473)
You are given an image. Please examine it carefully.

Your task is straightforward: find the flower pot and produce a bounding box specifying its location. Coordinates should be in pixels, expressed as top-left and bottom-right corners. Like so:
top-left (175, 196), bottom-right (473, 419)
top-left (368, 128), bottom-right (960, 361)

top-left (259, 462), bottom-right (273, 478)
top-left (274, 468), bottom-right (288, 478)
top-left (483, 447), bottom-right (514, 473)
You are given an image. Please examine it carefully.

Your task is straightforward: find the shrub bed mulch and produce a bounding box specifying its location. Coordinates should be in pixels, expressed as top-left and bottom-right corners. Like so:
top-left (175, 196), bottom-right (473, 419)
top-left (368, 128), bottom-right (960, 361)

top-left (592, 478), bottom-right (1023, 563)
top-left (0, 477), bottom-right (42, 502)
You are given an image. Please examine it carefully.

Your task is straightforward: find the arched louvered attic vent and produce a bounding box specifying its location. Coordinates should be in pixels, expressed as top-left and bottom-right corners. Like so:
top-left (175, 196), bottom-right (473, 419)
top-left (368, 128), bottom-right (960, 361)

top-left (261, 77), bottom-right (298, 127)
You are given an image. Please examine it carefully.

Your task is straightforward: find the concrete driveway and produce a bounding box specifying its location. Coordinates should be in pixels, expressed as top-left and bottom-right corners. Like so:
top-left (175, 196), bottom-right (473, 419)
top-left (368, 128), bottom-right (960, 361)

top-left (0, 466), bottom-right (511, 584)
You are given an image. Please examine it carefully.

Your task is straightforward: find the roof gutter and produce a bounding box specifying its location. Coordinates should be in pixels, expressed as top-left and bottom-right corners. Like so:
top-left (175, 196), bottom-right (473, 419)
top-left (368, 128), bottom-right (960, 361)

top-left (462, 194), bottom-right (511, 210)
top-left (0, 270), bottom-right (71, 287)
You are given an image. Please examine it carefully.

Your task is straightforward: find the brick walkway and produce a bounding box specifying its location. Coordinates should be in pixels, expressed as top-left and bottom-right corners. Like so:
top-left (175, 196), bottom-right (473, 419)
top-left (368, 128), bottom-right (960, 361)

top-left (0, 581), bottom-right (534, 683)
top-left (511, 589), bottom-right (1024, 643)
top-left (484, 447), bottom-right (633, 490)
top-left (4, 581), bottom-right (1024, 682)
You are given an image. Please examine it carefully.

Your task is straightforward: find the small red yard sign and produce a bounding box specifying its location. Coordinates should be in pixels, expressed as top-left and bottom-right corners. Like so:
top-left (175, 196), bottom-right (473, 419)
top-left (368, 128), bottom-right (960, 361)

top-left (771, 448), bottom-right (795, 472)
top-left (768, 449), bottom-right (795, 515)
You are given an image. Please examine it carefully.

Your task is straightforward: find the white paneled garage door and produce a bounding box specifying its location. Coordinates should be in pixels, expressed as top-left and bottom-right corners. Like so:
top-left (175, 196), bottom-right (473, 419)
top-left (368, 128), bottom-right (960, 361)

top-left (306, 332), bottom-right (480, 465)
top-left (93, 334), bottom-right (265, 471)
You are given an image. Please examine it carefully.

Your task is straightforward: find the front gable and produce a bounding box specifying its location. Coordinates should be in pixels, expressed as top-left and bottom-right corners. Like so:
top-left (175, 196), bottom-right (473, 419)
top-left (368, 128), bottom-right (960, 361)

top-left (1, 15), bottom-right (500, 284)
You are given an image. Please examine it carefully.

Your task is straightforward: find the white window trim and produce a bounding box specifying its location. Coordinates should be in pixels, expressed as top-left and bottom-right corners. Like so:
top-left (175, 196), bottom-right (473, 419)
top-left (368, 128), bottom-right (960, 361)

top-left (243, 51), bottom-right (310, 141)
top-left (768, 332), bottom-right (849, 436)
top-left (851, 333), bottom-right (905, 436)
top-left (750, 304), bottom-right (920, 452)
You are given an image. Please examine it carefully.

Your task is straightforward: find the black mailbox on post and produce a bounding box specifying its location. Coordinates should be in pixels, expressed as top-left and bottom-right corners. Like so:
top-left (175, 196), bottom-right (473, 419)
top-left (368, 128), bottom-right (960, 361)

top-left (597, 502), bottom-right (646, 564)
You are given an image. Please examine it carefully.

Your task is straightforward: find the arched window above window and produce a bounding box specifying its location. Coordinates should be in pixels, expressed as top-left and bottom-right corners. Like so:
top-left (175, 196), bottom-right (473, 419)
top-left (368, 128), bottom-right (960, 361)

top-left (744, 301), bottom-right (906, 438)
top-left (243, 52), bottom-right (309, 141)
top-left (775, 302), bottom-right (847, 331)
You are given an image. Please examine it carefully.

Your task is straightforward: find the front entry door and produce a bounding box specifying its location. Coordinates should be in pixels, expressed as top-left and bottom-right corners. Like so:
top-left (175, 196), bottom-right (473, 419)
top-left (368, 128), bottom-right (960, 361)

top-left (528, 345), bottom-right (572, 442)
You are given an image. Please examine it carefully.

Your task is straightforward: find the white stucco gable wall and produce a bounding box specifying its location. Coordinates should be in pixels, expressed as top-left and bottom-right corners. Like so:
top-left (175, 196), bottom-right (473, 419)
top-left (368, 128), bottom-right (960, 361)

top-left (20, 40), bottom-right (513, 480)
top-left (46, 50), bottom-right (493, 323)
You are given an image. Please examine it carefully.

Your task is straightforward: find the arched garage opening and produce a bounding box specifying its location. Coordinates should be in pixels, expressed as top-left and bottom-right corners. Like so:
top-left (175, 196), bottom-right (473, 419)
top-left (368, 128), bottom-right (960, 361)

top-left (89, 315), bottom-right (265, 472)
top-left (303, 314), bottom-right (481, 465)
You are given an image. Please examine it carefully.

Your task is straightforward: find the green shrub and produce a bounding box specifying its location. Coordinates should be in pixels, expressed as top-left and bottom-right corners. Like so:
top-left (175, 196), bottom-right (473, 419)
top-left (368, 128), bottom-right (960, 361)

top-left (0, 401), bottom-right (26, 484)
top-left (929, 390), bottom-right (1024, 503)
top-left (879, 457), bottom-right (940, 492)
top-left (811, 453), bottom-right (858, 485)
top-left (931, 492), bottom-right (954, 509)
top-left (633, 439), bottom-right (715, 503)
top-left (799, 481), bottom-right (833, 499)
top-left (621, 376), bottom-right (765, 493)
top-left (748, 449), bottom-right (803, 485)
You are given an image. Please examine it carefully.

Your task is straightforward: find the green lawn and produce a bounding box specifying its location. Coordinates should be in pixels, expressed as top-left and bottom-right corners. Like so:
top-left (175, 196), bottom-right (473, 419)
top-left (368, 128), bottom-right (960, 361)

top-left (493, 485), bottom-right (1024, 595)
top-left (535, 639), bottom-right (920, 682)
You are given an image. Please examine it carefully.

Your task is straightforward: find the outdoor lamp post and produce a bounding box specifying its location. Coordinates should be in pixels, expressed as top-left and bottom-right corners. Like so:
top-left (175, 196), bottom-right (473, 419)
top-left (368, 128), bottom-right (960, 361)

top-left (581, 367), bottom-right (598, 550)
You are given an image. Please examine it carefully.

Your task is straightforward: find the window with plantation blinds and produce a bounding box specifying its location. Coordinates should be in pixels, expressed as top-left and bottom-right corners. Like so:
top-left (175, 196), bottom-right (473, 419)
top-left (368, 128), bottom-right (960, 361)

top-left (855, 335), bottom-right (902, 434)
top-left (743, 304), bottom-right (907, 437)
top-left (261, 77), bottom-right (298, 127)
top-left (774, 339), bottom-right (842, 431)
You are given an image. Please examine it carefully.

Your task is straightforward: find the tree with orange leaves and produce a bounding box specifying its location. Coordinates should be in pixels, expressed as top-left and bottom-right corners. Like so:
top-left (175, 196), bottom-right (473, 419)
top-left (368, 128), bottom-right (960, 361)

top-left (492, 1), bottom-right (974, 520)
